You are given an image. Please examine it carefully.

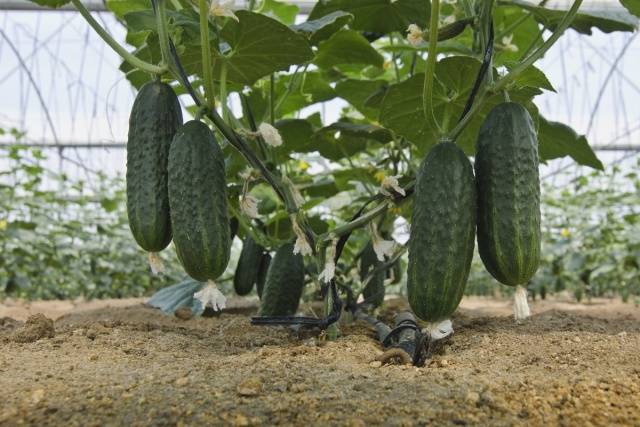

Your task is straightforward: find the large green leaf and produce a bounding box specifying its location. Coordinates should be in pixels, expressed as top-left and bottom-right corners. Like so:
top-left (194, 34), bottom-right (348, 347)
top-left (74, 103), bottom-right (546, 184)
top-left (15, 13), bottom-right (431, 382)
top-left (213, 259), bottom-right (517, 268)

top-left (335, 79), bottom-right (388, 120)
top-left (308, 0), bottom-right (429, 34)
top-left (291, 11), bottom-right (354, 45)
top-left (506, 64), bottom-right (555, 92)
top-left (318, 121), bottom-right (393, 143)
top-left (260, 0), bottom-right (299, 24)
top-left (620, 0), bottom-right (640, 18)
top-left (276, 72), bottom-right (337, 117)
top-left (106, 0), bottom-right (150, 19)
top-left (275, 119), bottom-right (315, 153)
top-left (493, 6), bottom-right (542, 65)
top-left (25, 0), bottom-right (70, 8)
top-left (213, 11), bottom-right (314, 85)
top-left (538, 116), bottom-right (604, 170)
top-left (314, 30), bottom-right (384, 69)
top-left (509, 0), bottom-right (637, 34)
top-left (380, 56), bottom-right (541, 153)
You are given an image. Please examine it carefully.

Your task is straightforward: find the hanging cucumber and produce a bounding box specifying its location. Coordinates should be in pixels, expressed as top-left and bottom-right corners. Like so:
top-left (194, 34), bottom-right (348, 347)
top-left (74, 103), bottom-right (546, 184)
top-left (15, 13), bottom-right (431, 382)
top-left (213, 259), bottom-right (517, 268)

top-left (360, 242), bottom-right (385, 309)
top-left (475, 102), bottom-right (541, 321)
top-left (256, 252), bottom-right (272, 299)
top-left (407, 142), bottom-right (476, 340)
top-left (233, 236), bottom-right (265, 296)
top-left (260, 243), bottom-right (305, 316)
top-left (168, 120), bottom-right (231, 284)
top-left (126, 80), bottom-right (182, 272)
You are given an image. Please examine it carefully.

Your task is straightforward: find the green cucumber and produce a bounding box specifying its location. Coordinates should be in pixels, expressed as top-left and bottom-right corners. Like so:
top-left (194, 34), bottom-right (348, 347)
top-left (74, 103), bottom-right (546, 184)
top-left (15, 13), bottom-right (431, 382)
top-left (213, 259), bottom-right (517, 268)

top-left (407, 142), bottom-right (476, 323)
top-left (233, 236), bottom-right (265, 296)
top-left (168, 120), bottom-right (231, 282)
top-left (256, 252), bottom-right (271, 299)
top-left (260, 243), bottom-right (305, 316)
top-left (126, 81), bottom-right (182, 252)
top-left (475, 102), bottom-right (541, 287)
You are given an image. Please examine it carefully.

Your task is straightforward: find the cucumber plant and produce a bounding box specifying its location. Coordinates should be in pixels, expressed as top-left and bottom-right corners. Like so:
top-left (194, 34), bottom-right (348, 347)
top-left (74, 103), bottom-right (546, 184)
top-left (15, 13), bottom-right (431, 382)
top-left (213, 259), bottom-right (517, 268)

top-left (30, 0), bottom-right (638, 337)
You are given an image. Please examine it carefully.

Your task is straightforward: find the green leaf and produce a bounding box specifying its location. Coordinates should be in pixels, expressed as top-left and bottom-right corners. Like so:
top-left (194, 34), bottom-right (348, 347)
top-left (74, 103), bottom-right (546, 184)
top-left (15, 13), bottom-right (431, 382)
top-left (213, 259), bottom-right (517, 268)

top-left (106, 0), bottom-right (150, 19)
top-left (275, 119), bottom-right (315, 153)
top-left (620, 0), bottom-right (640, 18)
top-left (309, 0), bottom-right (429, 34)
top-left (319, 121), bottom-right (393, 143)
top-left (291, 11), bottom-right (354, 45)
top-left (276, 72), bottom-right (337, 117)
top-left (25, 0), bottom-right (70, 8)
top-left (506, 64), bottom-right (555, 92)
top-left (493, 6), bottom-right (542, 65)
top-left (314, 30), bottom-right (384, 69)
top-left (260, 0), bottom-right (299, 24)
top-left (538, 116), bottom-right (604, 170)
top-left (100, 198), bottom-right (119, 213)
top-left (509, 0), bottom-right (637, 34)
top-left (334, 79), bottom-right (388, 120)
top-left (214, 11), bottom-right (314, 85)
top-left (380, 56), bottom-right (541, 153)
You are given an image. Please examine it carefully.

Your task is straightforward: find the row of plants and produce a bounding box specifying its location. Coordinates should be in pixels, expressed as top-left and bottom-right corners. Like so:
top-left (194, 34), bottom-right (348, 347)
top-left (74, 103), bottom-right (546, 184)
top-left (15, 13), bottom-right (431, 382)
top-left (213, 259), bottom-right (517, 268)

top-left (1, 142), bottom-right (637, 306)
top-left (19, 0), bottom-right (640, 347)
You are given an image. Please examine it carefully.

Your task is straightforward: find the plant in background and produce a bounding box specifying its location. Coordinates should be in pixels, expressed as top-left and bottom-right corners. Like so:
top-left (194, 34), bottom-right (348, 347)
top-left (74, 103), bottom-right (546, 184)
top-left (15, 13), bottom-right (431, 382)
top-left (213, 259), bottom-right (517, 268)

top-left (25, 0), bottom-right (639, 342)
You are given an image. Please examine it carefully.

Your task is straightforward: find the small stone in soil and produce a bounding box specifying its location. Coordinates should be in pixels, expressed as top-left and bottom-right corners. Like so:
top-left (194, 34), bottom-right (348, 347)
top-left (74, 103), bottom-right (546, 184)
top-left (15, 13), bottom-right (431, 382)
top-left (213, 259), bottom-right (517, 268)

top-left (236, 377), bottom-right (262, 397)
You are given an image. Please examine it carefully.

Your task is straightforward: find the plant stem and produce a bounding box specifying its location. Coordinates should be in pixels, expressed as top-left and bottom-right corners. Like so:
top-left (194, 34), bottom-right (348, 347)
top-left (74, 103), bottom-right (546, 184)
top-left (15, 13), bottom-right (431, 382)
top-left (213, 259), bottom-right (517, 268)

top-left (493, 0), bottom-right (583, 93)
top-left (220, 62), bottom-right (228, 122)
top-left (422, 0), bottom-right (441, 133)
top-left (156, 0), bottom-right (172, 68)
top-left (198, 0), bottom-right (216, 109)
top-left (70, 0), bottom-right (166, 75)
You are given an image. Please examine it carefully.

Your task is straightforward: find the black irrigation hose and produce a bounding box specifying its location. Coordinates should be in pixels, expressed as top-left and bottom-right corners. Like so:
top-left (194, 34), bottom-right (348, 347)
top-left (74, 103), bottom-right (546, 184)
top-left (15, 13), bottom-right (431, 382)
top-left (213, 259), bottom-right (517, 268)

top-left (356, 310), bottom-right (431, 366)
top-left (457, 20), bottom-right (494, 124)
top-left (250, 279), bottom-right (342, 329)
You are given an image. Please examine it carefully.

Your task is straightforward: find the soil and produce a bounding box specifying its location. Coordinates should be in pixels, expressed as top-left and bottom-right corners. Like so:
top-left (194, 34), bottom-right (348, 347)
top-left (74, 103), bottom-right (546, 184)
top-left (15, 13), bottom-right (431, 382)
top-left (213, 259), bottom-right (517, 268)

top-left (1, 296), bottom-right (639, 426)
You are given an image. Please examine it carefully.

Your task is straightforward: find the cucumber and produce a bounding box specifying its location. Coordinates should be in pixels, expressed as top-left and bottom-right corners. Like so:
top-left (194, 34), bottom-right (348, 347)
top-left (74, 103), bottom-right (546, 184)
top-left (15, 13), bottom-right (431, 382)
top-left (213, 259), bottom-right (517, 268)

top-left (126, 81), bottom-right (182, 252)
top-left (233, 236), bottom-right (265, 296)
top-left (260, 243), bottom-right (305, 316)
top-left (360, 242), bottom-right (385, 308)
top-left (168, 120), bottom-right (231, 282)
top-left (407, 142), bottom-right (476, 323)
top-left (475, 102), bottom-right (541, 287)
top-left (256, 252), bottom-right (271, 299)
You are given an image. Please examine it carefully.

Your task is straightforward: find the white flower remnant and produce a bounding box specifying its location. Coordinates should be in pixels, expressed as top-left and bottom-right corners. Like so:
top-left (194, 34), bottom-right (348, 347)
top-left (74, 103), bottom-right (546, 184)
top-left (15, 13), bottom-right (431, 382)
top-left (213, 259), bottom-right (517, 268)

top-left (369, 222), bottom-right (395, 261)
top-left (291, 215), bottom-right (313, 256)
top-left (194, 280), bottom-right (227, 311)
top-left (380, 174), bottom-right (406, 197)
top-left (318, 239), bottom-right (338, 283)
top-left (148, 252), bottom-right (165, 275)
top-left (501, 34), bottom-right (519, 52)
top-left (406, 24), bottom-right (424, 46)
top-left (258, 123), bottom-right (283, 147)
top-left (513, 285), bottom-right (531, 320)
top-left (424, 319), bottom-right (453, 340)
top-left (240, 194), bottom-right (259, 219)
top-left (209, 0), bottom-right (238, 21)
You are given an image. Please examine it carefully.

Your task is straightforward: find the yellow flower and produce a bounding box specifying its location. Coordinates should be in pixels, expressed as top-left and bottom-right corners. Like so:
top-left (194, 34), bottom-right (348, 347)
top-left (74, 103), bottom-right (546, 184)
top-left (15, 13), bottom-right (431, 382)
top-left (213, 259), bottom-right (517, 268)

top-left (298, 160), bottom-right (310, 171)
top-left (374, 170), bottom-right (386, 183)
top-left (0, 219), bottom-right (6, 231)
top-left (560, 228), bottom-right (570, 238)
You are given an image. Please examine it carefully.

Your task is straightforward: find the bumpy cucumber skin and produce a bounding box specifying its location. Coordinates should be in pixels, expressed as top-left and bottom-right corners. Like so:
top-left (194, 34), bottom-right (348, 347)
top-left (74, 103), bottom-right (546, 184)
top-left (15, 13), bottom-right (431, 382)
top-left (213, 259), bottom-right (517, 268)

top-left (168, 120), bottom-right (231, 282)
top-left (260, 243), bottom-right (305, 316)
top-left (256, 252), bottom-right (271, 299)
top-left (475, 102), bottom-right (541, 286)
top-left (233, 236), bottom-right (264, 296)
top-left (407, 142), bottom-right (477, 323)
top-left (360, 242), bottom-right (385, 308)
top-left (126, 81), bottom-right (182, 252)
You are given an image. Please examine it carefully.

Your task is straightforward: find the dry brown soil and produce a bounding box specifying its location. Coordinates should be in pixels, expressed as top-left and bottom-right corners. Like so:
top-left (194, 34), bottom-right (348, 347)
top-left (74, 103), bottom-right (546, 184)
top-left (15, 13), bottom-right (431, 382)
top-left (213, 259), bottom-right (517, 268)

top-left (1, 296), bottom-right (639, 426)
